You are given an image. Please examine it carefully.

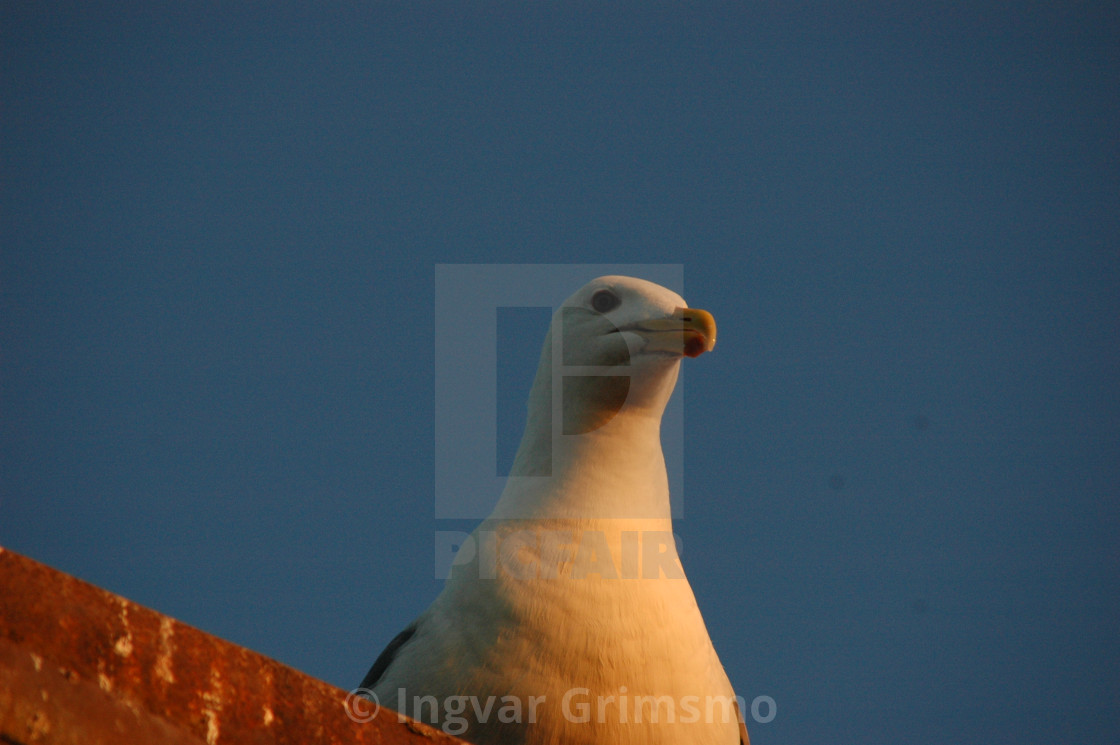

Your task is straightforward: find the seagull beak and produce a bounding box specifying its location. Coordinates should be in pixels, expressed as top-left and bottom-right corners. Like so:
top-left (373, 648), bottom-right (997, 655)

top-left (631, 307), bottom-right (718, 358)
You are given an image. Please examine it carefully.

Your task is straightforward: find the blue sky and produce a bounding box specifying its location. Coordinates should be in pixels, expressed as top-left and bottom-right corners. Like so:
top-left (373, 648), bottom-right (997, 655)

top-left (2, 3), bottom-right (1118, 742)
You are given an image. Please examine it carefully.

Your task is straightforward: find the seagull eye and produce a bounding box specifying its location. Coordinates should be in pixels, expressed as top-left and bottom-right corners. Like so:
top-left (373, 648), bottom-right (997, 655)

top-left (590, 289), bottom-right (620, 313)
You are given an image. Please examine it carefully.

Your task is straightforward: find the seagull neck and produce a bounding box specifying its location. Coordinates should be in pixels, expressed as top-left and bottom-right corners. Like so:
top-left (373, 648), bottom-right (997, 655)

top-left (496, 409), bottom-right (673, 521)
top-left (491, 331), bottom-right (682, 522)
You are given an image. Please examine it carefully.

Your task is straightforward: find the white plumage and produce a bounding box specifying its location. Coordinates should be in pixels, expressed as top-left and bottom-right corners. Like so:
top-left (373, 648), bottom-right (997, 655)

top-left (361, 276), bottom-right (747, 745)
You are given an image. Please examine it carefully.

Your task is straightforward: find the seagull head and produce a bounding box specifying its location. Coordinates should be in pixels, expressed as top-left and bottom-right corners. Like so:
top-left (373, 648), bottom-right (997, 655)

top-left (558, 275), bottom-right (717, 363)
top-left (540, 276), bottom-right (717, 435)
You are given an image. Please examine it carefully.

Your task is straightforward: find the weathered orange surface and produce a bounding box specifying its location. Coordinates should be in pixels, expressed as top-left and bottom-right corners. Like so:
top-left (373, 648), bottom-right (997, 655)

top-left (0, 546), bottom-right (466, 745)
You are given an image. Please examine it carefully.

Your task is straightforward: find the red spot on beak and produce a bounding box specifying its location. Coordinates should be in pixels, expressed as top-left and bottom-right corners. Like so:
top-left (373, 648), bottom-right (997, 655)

top-left (682, 331), bottom-right (708, 358)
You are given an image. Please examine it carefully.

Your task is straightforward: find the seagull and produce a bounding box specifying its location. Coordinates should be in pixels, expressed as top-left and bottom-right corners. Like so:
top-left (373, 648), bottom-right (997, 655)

top-left (360, 276), bottom-right (747, 744)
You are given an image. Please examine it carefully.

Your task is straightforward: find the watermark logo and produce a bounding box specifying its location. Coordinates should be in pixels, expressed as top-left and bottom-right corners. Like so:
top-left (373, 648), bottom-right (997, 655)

top-left (434, 528), bottom-right (685, 580)
top-left (344, 687), bottom-right (775, 735)
top-left (751, 695), bottom-right (777, 724)
top-left (344, 689), bottom-right (380, 723)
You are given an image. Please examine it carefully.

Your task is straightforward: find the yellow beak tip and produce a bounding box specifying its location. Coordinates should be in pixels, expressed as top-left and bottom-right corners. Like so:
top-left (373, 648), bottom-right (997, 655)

top-left (682, 308), bottom-right (717, 355)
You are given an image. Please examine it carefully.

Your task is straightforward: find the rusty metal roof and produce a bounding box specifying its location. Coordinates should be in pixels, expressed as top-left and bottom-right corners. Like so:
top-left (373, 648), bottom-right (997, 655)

top-left (0, 546), bottom-right (466, 745)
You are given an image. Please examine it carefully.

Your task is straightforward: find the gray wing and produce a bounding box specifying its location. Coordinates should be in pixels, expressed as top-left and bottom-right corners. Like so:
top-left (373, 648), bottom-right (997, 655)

top-left (358, 622), bottom-right (418, 691)
top-left (733, 697), bottom-right (750, 745)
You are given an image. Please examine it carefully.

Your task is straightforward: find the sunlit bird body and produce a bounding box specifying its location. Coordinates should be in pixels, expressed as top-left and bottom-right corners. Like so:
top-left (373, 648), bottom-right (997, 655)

top-left (360, 276), bottom-right (746, 745)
